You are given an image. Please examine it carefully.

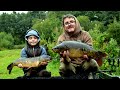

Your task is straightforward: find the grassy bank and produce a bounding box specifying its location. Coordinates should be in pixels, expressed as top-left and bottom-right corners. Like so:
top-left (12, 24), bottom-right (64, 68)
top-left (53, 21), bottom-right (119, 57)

top-left (0, 49), bottom-right (60, 79)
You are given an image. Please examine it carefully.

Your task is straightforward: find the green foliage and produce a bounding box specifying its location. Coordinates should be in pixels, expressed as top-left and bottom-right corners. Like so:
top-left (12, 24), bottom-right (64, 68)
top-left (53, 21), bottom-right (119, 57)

top-left (89, 23), bottom-right (105, 50)
top-left (0, 49), bottom-right (23, 79)
top-left (77, 15), bottom-right (91, 31)
top-left (32, 13), bottom-right (61, 43)
top-left (107, 18), bottom-right (120, 45)
top-left (90, 20), bottom-right (106, 33)
top-left (40, 40), bottom-right (60, 71)
top-left (89, 24), bottom-right (119, 57)
top-left (0, 13), bottom-right (33, 45)
top-left (100, 38), bottom-right (120, 74)
top-left (43, 40), bottom-right (59, 59)
top-left (47, 60), bottom-right (60, 76)
top-left (1, 11), bottom-right (120, 46)
top-left (89, 23), bottom-right (120, 74)
top-left (104, 38), bottom-right (120, 58)
top-left (28, 11), bottom-right (47, 20)
top-left (89, 23), bottom-right (120, 57)
top-left (13, 44), bottom-right (25, 49)
top-left (0, 32), bottom-right (14, 50)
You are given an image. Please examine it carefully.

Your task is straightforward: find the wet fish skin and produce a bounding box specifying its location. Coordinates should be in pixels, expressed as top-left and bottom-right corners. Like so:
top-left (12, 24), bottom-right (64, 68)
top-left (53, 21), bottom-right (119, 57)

top-left (52, 41), bottom-right (93, 53)
top-left (52, 41), bottom-right (107, 66)
top-left (7, 55), bottom-right (52, 74)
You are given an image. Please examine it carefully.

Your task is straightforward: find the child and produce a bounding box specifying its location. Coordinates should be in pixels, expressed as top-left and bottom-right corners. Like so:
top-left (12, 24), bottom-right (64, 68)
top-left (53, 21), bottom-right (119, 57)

top-left (20, 29), bottom-right (50, 77)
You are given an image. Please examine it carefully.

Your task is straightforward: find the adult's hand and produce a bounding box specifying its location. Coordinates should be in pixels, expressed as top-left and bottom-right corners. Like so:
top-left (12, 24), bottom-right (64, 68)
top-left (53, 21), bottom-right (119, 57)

top-left (60, 50), bottom-right (69, 57)
top-left (60, 50), bottom-right (71, 63)
top-left (61, 50), bottom-right (88, 59)
top-left (83, 54), bottom-right (90, 61)
top-left (40, 61), bottom-right (48, 66)
top-left (83, 55), bottom-right (88, 59)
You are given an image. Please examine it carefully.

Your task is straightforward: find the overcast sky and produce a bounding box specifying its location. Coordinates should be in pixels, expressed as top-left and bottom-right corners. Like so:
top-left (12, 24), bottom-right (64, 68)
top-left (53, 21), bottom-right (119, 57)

top-left (0, 11), bottom-right (28, 14)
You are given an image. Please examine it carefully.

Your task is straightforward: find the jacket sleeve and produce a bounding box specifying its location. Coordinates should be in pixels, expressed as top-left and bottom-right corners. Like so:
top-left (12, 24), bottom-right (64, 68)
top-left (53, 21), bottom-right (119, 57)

top-left (20, 48), bottom-right (28, 58)
top-left (40, 46), bottom-right (47, 55)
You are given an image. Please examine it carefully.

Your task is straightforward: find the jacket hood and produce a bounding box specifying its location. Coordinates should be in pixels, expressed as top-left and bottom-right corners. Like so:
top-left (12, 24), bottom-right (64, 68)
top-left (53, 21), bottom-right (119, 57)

top-left (25, 30), bottom-right (40, 42)
top-left (63, 14), bottom-right (82, 37)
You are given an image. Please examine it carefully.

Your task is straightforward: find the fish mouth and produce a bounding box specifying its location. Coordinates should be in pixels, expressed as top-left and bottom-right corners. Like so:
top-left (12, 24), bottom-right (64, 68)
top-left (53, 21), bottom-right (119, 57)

top-left (49, 56), bottom-right (52, 60)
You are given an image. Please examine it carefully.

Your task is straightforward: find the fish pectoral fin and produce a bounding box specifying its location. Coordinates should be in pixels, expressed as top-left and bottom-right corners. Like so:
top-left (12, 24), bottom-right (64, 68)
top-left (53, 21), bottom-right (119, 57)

top-left (96, 58), bottom-right (103, 66)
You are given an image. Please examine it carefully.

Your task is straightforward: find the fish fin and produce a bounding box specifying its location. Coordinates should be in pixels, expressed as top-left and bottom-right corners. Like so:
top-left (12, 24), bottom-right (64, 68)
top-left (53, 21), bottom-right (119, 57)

top-left (97, 51), bottom-right (107, 57)
top-left (95, 51), bottom-right (107, 66)
top-left (96, 58), bottom-right (102, 66)
top-left (95, 54), bottom-right (103, 66)
top-left (7, 63), bottom-right (14, 74)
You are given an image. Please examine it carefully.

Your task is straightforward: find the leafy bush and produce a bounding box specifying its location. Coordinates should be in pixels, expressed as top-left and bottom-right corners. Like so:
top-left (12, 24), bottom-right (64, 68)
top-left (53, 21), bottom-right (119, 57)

top-left (104, 38), bottom-right (120, 58)
top-left (13, 44), bottom-right (25, 49)
top-left (88, 23), bottom-right (119, 57)
top-left (90, 20), bottom-right (106, 33)
top-left (0, 32), bottom-right (14, 50)
top-left (32, 13), bottom-right (61, 43)
top-left (77, 15), bottom-right (91, 31)
top-left (89, 23), bottom-right (106, 50)
top-left (89, 24), bottom-right (120, 74)
top-left (107, 18), bottom-right (120, 45)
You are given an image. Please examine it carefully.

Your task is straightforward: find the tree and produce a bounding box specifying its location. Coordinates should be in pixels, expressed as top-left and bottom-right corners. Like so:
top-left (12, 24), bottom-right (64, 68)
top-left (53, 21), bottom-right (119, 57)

top-left (107, 18), bottom-right (120, 45)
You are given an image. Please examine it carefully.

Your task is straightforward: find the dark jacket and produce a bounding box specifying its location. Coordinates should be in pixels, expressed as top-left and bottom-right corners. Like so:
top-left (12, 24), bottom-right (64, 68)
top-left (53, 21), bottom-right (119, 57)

top-left (21, 46), bottom-right (47, 58)
top-left (21, 29), bottom-right (48, 76)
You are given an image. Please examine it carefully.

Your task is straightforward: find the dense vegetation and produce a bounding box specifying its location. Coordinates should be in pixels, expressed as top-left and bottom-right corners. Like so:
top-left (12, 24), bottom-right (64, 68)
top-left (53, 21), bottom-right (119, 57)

top-left (0, 11), bottom-right (120, 78)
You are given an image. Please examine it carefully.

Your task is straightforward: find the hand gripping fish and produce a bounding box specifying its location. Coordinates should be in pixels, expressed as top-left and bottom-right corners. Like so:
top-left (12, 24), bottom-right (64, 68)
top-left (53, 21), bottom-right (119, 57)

top-left (7, 55), bottom-right (52, 74)
top-left (52, 41), bottom-right (107, 66)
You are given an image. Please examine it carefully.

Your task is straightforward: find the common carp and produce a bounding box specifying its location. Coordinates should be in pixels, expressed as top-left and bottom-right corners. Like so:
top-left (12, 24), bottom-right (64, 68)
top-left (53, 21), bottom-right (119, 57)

top-left (7, 55), bottom-right (52, 74)
top-left (52, 41), bottom-right (107, 66)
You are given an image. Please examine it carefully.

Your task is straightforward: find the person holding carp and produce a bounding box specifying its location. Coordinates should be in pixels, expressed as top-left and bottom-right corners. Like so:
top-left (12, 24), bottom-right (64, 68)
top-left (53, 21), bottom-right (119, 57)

top-left (20, 29), bottom-right (51, 77)
top-left (55, 14), bottom-right (102, 79)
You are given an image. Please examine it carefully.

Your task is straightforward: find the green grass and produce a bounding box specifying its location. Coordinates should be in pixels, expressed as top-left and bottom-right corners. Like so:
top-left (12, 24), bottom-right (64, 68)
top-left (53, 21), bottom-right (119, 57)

top-left (0, 49), bottom-right (60, 79)
top-left (47, 59), bottom-right (60, 76)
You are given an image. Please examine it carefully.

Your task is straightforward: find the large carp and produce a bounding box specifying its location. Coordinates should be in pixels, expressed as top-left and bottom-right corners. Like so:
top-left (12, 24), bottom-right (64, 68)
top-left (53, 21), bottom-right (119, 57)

top-left (52, 41), bottom-right (107, 66)
top-left (7, 55), bottom-right (52, 74)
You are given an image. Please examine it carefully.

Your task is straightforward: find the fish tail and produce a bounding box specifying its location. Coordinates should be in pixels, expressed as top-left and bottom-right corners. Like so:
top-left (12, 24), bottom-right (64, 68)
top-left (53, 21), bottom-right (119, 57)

top-left (97, 51), bottom-right (107, 57)
top-left (7, 63), bottom-right (14, 74)
top-left (95, 51), bottom-right (107, 66)
top-left (96, 58), bottom-right (102, 66)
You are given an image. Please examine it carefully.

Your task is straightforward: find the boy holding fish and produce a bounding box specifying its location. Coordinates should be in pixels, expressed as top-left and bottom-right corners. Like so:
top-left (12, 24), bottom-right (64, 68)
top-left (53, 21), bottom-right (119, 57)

top-left (20, 29), bottom-right (51, 77)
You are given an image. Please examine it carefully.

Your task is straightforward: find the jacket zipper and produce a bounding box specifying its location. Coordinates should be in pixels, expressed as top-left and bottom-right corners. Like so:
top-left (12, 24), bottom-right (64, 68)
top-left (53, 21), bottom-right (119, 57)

top-left (33, 47), bottom-right (35, 57)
